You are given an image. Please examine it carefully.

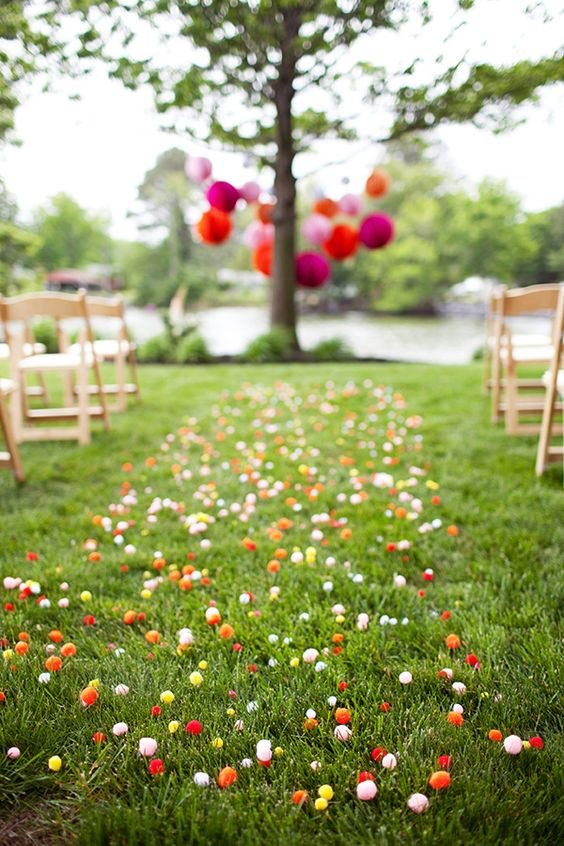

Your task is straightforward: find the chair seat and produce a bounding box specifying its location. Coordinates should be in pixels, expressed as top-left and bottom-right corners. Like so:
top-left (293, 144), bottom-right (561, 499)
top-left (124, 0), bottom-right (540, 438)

top-left (68, 339), bottom-right (134, 359)
top-left (0, 341), bottom-right (47, 359)
top-left (542, 369), bottom-right (564, 396)
top-left (500, 344), bottom-right (555, 363)
top-left (18, 352), bottom-right (94, 371)
top-left (0, 378), bottom-right (15, 395)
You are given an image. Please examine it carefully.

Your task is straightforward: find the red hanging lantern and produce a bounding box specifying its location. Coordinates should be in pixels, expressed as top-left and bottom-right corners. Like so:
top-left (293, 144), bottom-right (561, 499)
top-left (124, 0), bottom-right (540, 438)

top-left (257, 202), bottom-right (275, 224)
top-left (323, 224), bottom-right (358, 260)
top-left (196, 208), bottom-right (232, 244)
top-left (252, 242), bottom-right (273, 276)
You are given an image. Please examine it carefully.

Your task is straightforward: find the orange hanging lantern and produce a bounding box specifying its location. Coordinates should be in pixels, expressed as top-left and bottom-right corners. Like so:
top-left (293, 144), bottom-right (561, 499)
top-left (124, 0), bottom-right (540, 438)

top-left (257, 202), bottom-right (275, 224)
top-left (323, 224), bottom-right (358, 260)
top-left (365, 169), bottom-right (390, 198)
top-left (313, 197), bottom-right (339, 218)
top-left (252, 242), bottom-right (273, 276)
top-left (196, 208), bottom-right (232, 244)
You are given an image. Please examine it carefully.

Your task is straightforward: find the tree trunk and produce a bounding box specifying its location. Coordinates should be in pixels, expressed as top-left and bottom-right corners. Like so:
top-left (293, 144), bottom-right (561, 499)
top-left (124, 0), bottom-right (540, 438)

top-left (271, 9), bottom-right (300, 349)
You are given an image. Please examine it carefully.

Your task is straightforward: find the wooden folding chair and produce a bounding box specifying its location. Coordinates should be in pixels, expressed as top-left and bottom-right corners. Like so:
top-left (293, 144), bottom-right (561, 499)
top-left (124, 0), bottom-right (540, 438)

top-left (68, 295), bottom-right (140, 412)
top-left (535, 285), bottom-right (564, 475)
top-left (0, 379), bottom-right (24, 482)
top-left (0, 290), bottom-right (110, 445)
top-left (0, 338), bottom-right (51, 402)
top-left (490, 283), bottom-right (563, 435)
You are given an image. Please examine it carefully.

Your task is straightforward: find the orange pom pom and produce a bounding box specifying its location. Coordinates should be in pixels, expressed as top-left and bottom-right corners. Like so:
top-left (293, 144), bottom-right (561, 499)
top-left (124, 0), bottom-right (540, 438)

top-left (45, 656), bottom-right (62, 672)
top-left (313, 197), bottom-right (339, 218)
top-left (365, 169), bottom-right (390, 198)
top-left (80, 686), bottom-right (99, 707)
top-left (49, 630), bottom-right (64, 643)
top-left (59, 643), bottom-right (77, 658)
top-left (292, 789), bottom-right (308, 805)
top-left (445, 634), bottom-right (461, 650)
top-left (197, 208), bottom-right (232, 244)
top-left (447, 711), bottom-right (464, 726)
top-left (123, 610), bottom-right (136, 625)
top-left (15, 641), bottom-right (29, 656)
top-left (489, 729), bottom-right (503, 742)
top-left (428, 770), bottom-right (451, 790)
top-left (217, 766), bottom-right (237, 789)
top-left (218, 624), bottom-right (235, 640)
top-left (335, 707), bottom-right (351, 724)
top-left (145, 630), bottom-right (160, 645)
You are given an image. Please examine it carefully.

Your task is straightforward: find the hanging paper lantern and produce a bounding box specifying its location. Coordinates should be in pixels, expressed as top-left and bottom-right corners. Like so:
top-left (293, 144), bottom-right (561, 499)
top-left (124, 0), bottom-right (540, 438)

top-left (323, 224), bottom-right (358, 260)
top-left (338, 194), bottom-right (363, 216)
top-left (206, 181), bottom-right (240, 213)
top-left (313, 197), bottom-right (339, 218)
top-left (185, 156), bottom-right (212, 184)
top-left (196, 208), bottom-right (232, 244)
top-left (243, 221), bottom-right (274, 249)
top-left (302, 214), bottom-right (333, 246)
top-left (359, 213), bottom-right (394, 249)
top-left (365, 169), bottom-right (390, 198)
top-left (295, 252), bottom-right (331, 288)
top-left (257, 202), bottom-right (275, 224)
top-left (239, 181), bottom-right (261, 203)
top-left (252, 242), bottom-right (273, 276)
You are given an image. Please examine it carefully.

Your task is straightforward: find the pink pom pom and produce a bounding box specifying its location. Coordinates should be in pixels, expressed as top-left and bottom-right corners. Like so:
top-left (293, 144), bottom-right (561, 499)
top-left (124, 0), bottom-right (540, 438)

top-left (295, 252), bottom-right (331, 289)
top-left (243, 221), bottom-right (274, 249)
top-left (302, 214), bottom-right (333, 246)
top-left (185, 156), bottom-right (212, 183)
top-left (407, 793), bottom-right (429, 813)
top-left (138, 737), bottom-right (158, 757)
top-left (359, 213), bottom-right (394, 249)
top-left (339, 194), bottom-right (362, 216)
top-left (503, 735), bottom-right (523, 755)
top-left (239, 181), bottom-right (261, 203)
top-left (206, 181), bottom-right (240, 213)
top-left (7, 747), bottom-right (21, 760)
top-left (356, 780), bottom-right (377, 800)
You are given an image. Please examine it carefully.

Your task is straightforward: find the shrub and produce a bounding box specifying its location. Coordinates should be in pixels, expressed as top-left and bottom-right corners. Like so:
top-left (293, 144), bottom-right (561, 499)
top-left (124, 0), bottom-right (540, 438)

top-left (241, 328), bottom-right (294, 363)
top-left (138, 333), bottom-right (175, 363)
top-left (310, 337), bottom-right (353, 361)
top-left (176, 333), bottom-right (212, 364)
top-left (32, 319), bottom-right (58, 353)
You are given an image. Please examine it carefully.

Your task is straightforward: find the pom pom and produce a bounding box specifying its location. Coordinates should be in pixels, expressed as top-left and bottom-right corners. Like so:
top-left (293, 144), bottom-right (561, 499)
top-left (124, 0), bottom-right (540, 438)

top-left (217, 766), bottom-right (237, 788)
top-left (428, 770), bottom-right (451, 790)
top-left (407, 793), bottom-right (429, 813)
top-left (356, 780), bottom-right (377, 800)
top-left (339, 194), bottom-right (362, 216)
top-left (313, 197), bottom-right (339, 218)
top-left (138, 737), bottom-right (157, 757)
top-left (323, 224), bottom-right (358, 260)
top-left (252, 242), bottom-right (273, 276)
top-left (185, 156), bottom-right (212, 183)
top-left (239, 181), bottom-right (261, 203)
top-left (358, 213), bottom-right (394, 249)
top-left (302, 214), bottom-right (333, 246)
top-left (503, 735), bottom-right (523, 755)
top-left (365, 169), bottom-right (390, 197)
top-left (196, 209), bottom-right (232, 245)
top-left (295, 252), bottom-right (331, 288)
top-left (206, 181), bottom-right (240, 213)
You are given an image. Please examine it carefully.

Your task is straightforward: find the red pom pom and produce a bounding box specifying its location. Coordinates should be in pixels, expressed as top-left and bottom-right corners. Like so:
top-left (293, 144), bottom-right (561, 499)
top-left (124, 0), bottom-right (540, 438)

top-left (149, 758), bottom-right (165, 776)
top-left (197, 208), bottom-right (232, 244)
top-left (437, 754), bottom-right (452, 770)
top-left (185, 720), bottom-right (202, 735)
top-left (371, 746), bottom-right (386, 762)
top-left (529, 736), bottom-right (544, 749)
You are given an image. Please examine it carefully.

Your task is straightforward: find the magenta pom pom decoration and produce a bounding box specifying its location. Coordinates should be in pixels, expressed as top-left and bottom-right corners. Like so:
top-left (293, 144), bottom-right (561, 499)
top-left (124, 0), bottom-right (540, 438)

top-left (359, 213), bottom-right (394, 249)
top-left (302, 214), bottom-right (333, 246)
top-left (243, 221), bottom-right (274, 250)
top-left (339, 194), bottom-right (362, 216)
top-left (206, 181), bottom-right (240, 213)
top-left (295, 252), bottom-right (331, 288)
top-left (239, 181), bottom-right (261, 204)
top-left (185, 156), bottom-right (212, 183)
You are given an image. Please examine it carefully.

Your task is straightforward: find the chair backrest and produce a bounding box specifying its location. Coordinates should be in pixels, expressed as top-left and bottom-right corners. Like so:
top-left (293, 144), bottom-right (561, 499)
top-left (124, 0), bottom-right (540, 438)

top-left (0, 290), bottom-right (89, 322)
top-left (85, 295), bottom-right (125, 319)
top-left (500, 283), bottom-right (563, 317)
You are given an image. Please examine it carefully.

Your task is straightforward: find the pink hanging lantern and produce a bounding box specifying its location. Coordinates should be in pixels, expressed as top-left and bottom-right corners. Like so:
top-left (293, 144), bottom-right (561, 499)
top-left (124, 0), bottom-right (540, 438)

top-left (359, 213), bottom-right (394, 249)
top-left (302, 214), bottom-right (333, 246)
top-left (206, 181), bottom-right (240, 213)
top-left (239, 181), bottom-right (261, 203)
top-left (295, 252), bottom-right (331, 288)
top-left (243, 221), bottom-right (274, 249)
top-left (339, 194), bottom-right (363, 216)
top-left (185, 156), bottom-right (212, 183)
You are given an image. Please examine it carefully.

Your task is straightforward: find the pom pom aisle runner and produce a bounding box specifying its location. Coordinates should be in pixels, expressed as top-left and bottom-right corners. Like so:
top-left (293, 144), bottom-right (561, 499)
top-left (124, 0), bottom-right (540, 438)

top-left (0, 379), bottom-right (544, 821)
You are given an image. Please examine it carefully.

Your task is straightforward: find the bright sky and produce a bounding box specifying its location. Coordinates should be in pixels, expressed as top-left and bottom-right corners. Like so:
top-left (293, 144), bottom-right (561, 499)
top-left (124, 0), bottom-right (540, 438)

top-left (1, 0), bottom-right (563, 240)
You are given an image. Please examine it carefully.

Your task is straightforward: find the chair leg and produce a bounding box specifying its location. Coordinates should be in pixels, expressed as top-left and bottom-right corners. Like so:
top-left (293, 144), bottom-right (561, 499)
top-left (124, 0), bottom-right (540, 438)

top-left (129, 353), bottom-right (141, 401)
top-left (0, 393), bottom-right (25, 482)
top-left (491, 350), bottom-right (501, 424)
top-left (505, 363), bottom-right (519, 435)
top-left (116, 352), bottom-right (127, 412)
top-left (77, 364), bottom-right (90, 445)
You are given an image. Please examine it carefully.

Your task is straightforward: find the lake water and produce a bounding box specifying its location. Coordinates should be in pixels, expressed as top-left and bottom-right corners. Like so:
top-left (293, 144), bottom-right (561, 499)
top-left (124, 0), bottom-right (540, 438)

top-left (107, 305), bottom-right (551, 365)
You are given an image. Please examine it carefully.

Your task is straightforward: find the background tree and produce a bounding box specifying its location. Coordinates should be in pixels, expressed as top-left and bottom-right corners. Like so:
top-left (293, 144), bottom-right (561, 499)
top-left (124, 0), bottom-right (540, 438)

top-left (0, 178), bottom-right (41, 293)
top-left (32, 193), bottom-right (112, 270)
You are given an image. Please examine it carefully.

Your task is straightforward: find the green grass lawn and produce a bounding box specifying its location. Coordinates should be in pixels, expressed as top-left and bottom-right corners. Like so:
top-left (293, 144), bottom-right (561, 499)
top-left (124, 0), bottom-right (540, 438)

top-left (0, 363), bottom-right (562, 846)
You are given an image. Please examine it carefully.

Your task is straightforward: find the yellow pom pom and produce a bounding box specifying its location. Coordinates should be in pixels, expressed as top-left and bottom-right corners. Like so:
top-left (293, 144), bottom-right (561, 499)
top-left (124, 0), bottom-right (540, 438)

top-left (314, 797), bottom-right (328, 811)
top-left (226, 708), bottom-right (235, 717)
top-left (89, 678), bottom-right (100, 689)
top-left (522, 740), bottom-right (531, 750)
top-left (198, 660), bottom-right (208, 670)
top-left (318, 784), bottom-right (334, 801)
top-left (290, 657), bottom-right (300, 668)
top-left (274, 746), bottom-right (284, 758)
top-left (3, 649), bottom-right (14, 661)
top-left (168, 721), bottom-right (180, 734)
top-left (141, 589), bottom-right (152, 600)
top-left (212, 737), bottom-right (223, 749)
top-left (189, 671), bottom-right (203, 687)
top-left (160, 690), bottom-right (175, 704)
top-left (80, 591), bottom-right (92, 602)
top-left (335, 614), bottom-right (345, 624)
top-left (48, 756), bottom-right (62, 772)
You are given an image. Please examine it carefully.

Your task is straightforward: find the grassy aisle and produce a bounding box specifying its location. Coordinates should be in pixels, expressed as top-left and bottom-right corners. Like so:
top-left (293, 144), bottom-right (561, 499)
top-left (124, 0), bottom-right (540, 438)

top-left (0, 363), bottom-right (562, 846)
